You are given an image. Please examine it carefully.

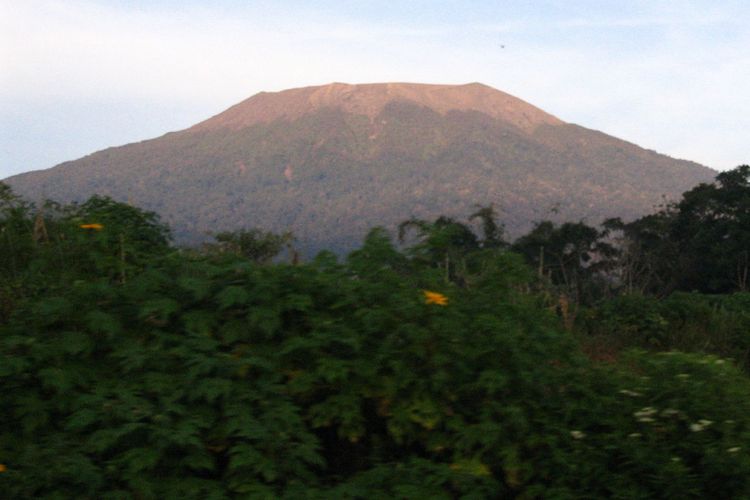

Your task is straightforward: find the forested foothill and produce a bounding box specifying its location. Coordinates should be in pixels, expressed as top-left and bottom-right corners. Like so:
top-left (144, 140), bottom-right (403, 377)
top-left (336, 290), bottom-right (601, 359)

top-left (1, 166), bottom-right (749, 498)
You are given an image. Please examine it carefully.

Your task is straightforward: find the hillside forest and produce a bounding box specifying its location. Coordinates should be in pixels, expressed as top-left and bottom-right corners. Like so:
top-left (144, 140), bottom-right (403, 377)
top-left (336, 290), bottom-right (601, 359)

top-left (1, 165), bottom-right (750, 498)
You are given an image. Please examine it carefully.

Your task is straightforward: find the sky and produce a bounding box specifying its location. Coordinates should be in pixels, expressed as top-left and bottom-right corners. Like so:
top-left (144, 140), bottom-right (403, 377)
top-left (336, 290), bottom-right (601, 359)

top-left (1, 0), bottom-right (749, 179)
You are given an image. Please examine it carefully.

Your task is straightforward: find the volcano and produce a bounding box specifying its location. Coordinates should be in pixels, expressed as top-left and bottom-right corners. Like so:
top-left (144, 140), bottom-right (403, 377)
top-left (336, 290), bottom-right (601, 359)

top-left (4, 82), bottom-right (714, 252)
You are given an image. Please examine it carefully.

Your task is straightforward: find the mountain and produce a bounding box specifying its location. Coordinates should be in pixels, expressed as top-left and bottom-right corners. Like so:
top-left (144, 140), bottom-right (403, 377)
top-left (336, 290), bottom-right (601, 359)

top-left (4, 82), bottom-right (715, 253)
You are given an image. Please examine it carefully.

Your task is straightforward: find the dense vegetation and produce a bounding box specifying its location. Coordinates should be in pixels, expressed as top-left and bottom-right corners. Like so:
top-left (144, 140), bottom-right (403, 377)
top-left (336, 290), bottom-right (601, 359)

top-left (1, 166), bottom-right (749, 498)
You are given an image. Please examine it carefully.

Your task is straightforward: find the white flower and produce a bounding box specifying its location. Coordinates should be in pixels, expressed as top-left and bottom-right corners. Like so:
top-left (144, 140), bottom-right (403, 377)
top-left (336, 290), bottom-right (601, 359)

top-left (660, 408), bottom-right (680, 417)
top-left (728, 447), bottom-right (741, 453)
top-left (671, 457), bottom-right (681, 462)
top-left (628, 433), bottom-right (642, 438)
top-left (698, 419), bottom-right (713, 427)
top-left (690, 423), bottom-right (705, 432)
top-left (715, 359), bottom-right (726, 365)
top-left (634, 407), bottom-right (658, 421)
top-left (619, 389), bottom-right (642, 397)
top-left (570, 430), bottom-right (586, 439)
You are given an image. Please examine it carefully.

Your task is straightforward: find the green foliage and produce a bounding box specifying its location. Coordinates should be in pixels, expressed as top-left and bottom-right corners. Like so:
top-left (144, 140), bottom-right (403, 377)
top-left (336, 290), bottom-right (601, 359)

top-left (73, 195), bottom-right (171, 253)
top-left (0, 188), bottom-right (172, 322)
top-left (66, 195), bottom-right (172, 283)
top-left (579, 292), bottom-right (750, 370)
top-left (4, 220), bottom-right (750, 498)
top-left (602, 213), bottom-right (680, 296)
top-left (398, 215), bottom-right (480, 285)
top-left (605, 165), bottom-right (750, 295)
top-left (542, 350), bottom-right (750, 498)
top-left (671, 165), bottom-right (750, 293)
top-left (0, 183), bottom-right (35, 321)
top-left (4, 181), bottom-right (750, 497)
top-left (209, 228), bottom-right (293, 264)
top-left (469, 204), bottom-right (507, 249)
top-left (512, 219), bottom-right (616, 304)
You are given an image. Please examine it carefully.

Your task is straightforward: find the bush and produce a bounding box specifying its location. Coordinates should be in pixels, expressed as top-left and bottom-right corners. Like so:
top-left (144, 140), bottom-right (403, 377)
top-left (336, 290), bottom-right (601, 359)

top-left (541, 350), bottom-right (750, 498)
top-left (3, 230), bottom-right (750, 497)
top-left (0, 235), bottom-right (575, 497)
top-left (579, 293), bottom-right (750, 371)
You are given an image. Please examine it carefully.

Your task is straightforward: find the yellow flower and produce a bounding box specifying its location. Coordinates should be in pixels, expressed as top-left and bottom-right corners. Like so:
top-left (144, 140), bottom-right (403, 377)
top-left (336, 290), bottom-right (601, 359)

top-left (423, 290), bottom-right (448, 306)
top-left (80, 223), bottom-right (104, 230)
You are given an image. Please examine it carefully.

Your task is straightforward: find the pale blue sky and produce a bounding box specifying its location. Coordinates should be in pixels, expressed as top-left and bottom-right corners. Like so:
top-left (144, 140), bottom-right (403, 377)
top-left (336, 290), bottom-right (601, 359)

top-left (2, 0), bottom-right (749, 178)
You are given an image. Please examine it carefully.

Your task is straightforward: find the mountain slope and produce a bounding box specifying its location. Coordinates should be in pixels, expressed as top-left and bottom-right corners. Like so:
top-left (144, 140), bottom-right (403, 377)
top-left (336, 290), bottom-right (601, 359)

top-left (4, 82), bottom-right (715, 252)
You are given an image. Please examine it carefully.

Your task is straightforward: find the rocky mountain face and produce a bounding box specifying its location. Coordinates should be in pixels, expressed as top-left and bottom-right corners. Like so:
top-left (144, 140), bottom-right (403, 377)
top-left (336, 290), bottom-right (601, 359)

top-left (4, 82), bottom-right (715, 253)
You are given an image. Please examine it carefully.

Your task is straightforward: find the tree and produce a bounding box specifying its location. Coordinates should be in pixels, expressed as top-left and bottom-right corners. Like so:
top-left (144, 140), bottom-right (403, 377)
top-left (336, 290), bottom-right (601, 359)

top-left (212, 228), bottom-right (294, 264)
top-left (398, 216), bottom-right (479, 283)
top-left (512, 220), bottom-right (615, 305)
top-left (0, 183), bottom-right (34, 281)
top-left (602, 212), bottom-right (680, 296)
top-left (469, 204), bottom-right (507, 249)
top-left (597, 165), bottom-right (750, 295)
top-left (67, 195), bottom-right (172, 282)
top-left (670, 165), bottom-right (750, 292)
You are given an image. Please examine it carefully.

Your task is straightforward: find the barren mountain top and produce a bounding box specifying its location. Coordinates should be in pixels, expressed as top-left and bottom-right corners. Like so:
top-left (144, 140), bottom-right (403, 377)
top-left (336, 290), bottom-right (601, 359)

top-left (191, 82), bottom-right (564, 132)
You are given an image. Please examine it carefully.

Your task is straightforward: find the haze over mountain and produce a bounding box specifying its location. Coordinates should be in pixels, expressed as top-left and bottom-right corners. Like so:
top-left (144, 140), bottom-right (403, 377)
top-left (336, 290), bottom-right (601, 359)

top-left (4, 82), bottom-right (715, 253)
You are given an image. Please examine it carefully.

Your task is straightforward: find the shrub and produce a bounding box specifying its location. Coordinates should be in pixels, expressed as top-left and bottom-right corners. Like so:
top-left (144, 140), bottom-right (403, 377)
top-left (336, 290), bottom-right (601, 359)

top-left (3, 233), bottom-right (750, 497)
top-left (579, 293), bottom-right (750, 371)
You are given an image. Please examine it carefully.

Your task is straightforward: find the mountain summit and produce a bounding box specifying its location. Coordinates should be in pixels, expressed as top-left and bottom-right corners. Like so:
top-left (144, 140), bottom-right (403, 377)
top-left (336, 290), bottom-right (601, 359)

top-left (4, 82), bottom-right (714, 252)
top-left (191, 82), bottom-right (563, 132)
